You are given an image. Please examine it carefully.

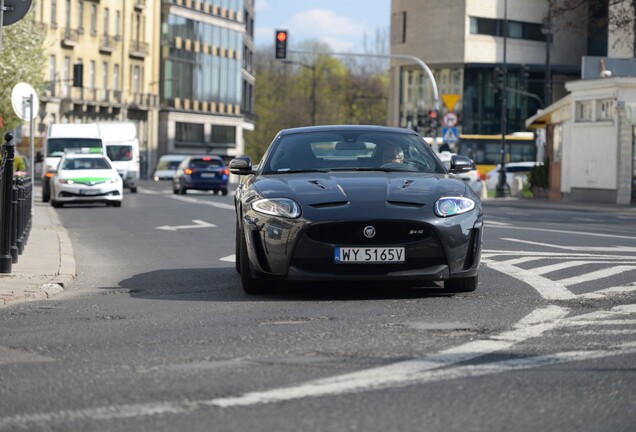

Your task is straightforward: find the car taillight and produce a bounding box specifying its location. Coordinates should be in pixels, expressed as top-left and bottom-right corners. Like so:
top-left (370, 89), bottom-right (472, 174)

top-left (185, 168), bottom-right (193, 175)
top-left (480, 173), bottom-right (486, 181)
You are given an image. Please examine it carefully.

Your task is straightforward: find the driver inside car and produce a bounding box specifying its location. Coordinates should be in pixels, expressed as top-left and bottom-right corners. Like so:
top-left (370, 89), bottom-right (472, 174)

top-left (381, 143), bottom-right (405, 164)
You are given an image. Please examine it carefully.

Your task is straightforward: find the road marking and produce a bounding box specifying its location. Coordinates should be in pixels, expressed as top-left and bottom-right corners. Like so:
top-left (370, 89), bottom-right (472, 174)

top-left (155, 220), bottom-right (217, 231)
top-left (170, 195), bottom-right (235, 210)
top-left (501, 238), bottom-right (636, 253)
top-left (559, 266), bottom-right (636, 286)
top-left (578, 283), bottom-right (636, 299)
top-left (220, 254), bottom-right (236, 262)
top-left (489, 225), bottom-right (636, 241)
top-left (482, 257), bottom-right (576, 300)
top-left (483, 250), bottom-right (636, 260)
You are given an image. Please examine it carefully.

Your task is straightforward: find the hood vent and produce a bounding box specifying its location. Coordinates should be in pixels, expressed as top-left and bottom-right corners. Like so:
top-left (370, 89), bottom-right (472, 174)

top-left (308, 180), bottom-right (330, 190)
top-left (399, 179), bottom-right (415, 189)
top-left (387, 200), bottom-right (425, 208)
top-left (309, 201), bottom-right (349, 209)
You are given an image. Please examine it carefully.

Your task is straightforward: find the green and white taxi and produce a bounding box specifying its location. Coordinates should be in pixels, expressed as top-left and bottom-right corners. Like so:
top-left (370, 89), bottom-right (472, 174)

top-left (50, 149), bottom-right (123, 208)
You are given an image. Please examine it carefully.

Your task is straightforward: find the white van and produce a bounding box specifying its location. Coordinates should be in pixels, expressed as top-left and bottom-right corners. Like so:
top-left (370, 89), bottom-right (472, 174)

top-left (97, 122), bottom-right (140, 193)
top-left (42, 123), bottom-right (104, 202)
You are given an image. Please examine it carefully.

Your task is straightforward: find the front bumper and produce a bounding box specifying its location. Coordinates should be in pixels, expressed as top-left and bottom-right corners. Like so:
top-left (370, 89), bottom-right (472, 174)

top-left (242, 213), bottom-right (482, 283)
top-left (53, 183), bottom-right (123, 203)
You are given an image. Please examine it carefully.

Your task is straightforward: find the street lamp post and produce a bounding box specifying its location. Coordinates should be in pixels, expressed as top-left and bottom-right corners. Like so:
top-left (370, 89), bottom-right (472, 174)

top-left (495, 0), bottom-right (510, 198)
top-left (283, 60), bottom-right (316, 125)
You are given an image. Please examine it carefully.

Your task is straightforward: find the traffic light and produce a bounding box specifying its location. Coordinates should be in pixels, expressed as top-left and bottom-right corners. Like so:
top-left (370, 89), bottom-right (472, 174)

top-left (73, 63), bottom-right (83, 88)
top-left (275, 30), bottom-right (287, 59)
top-left (492, 67), bottom-right (503, 93)
top-left (428, 109), bottom-right (439, 132)
top-left (519, 64), bottom-right (530, 88)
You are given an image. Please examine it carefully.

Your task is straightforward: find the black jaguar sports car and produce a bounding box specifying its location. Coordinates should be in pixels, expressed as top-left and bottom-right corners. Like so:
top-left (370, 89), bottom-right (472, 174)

top-left (230, 125), bottom-right (483, 294)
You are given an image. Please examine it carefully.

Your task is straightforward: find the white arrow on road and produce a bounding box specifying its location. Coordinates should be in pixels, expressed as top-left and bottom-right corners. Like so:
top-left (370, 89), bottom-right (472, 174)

top-left (155, 220), bottom-right (217, 231)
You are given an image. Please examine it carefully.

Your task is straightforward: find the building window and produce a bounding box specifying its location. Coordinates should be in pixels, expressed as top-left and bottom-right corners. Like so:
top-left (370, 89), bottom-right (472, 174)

top-left (470, 17), bottom-right (546, 41)
top-left (51, 0), bottom-right (58, 27)
top-left (103, 8), bottom-right (109, 36)
top-left (575, 100), bottom-right (594, 122)
top-left (175, 122), bottom-right (204, 145)
top-left (113, 64), bottom-right (119, 91)
top-left (596, 99), bottom-right (615, 121)
top-left (90, 4), bottom-right (97, 35)
top-left (65, 0), bottom-right (71, 28)
top-left (210, 125), bottom-right (236, 145)
top-left (101, 61), bottom-right (108, 100)
top-left (63, 56), bottom-right (70, 97)
top-left (132, 65), bottom-right (140, 94)
top-left (89, 60), bottom-right (96, 89)
top-left (115, 11), bottom-right (121, 39)
top-left (78, 1), bottom-right (84, 33)
top-left (391, 11), bottom-right (407, 45)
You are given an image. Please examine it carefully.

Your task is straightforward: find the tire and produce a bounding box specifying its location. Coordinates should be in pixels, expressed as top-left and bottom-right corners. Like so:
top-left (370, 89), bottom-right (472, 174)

top-left (212, 190), bottom-right (219, 195)
top-left (51, 200), bottom-right (62, 208)
top-left (239, 229), bottom-right (277, 294)
top-left (444, 275), bottom-right (478, 293)
top-left (130, 187), bottom-right (137, 193)
top-left (42, 182), bottom-right (50, 203)
top-left (235, 221), bottom-right (241, 273)
top-left (112, 201), bottom-right (122, 207)
top-left (221, 188), bottom-right (229, 196)
top-left (179, 182), bottom-right (187, 195)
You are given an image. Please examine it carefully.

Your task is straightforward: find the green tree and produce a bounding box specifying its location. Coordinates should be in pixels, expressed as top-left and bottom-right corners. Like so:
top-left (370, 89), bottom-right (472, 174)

top-left (244, 39), bottom-right (389, 161)
top-left (0, 3), bottom-right (46, 132)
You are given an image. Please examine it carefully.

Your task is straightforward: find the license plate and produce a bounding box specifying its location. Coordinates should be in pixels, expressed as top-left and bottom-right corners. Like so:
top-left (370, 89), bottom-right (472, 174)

top-left (200, 173), bottom-right (217, 178)
top-left (334, 247), bottom-right (405, 263)
top-left (79, 189), bottom-right (99, 195)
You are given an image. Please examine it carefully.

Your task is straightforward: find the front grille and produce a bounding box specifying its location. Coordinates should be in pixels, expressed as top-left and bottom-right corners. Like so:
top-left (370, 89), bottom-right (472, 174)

top-left (304, 221), bottom-right (433, 245)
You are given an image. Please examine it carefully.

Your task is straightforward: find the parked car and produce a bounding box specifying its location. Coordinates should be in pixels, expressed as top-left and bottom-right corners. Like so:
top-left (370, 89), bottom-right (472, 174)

top-left (172, 155), bottom-right (229, 195)
top-left (230, 125), bottom-right (483, 295)
top-left (485, 161), bottom-right (543, 192)
top-left (49, 149), bottom-right (123, 208)
top-left (152, 155), bottom-right (187, 181)
top-left (437, 151), bottom-right (484, 195)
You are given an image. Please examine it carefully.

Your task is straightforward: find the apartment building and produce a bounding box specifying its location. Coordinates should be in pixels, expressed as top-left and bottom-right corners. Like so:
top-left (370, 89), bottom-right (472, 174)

top-left (389, 0), bottom-right (604, 135)
top-left (36, 0), bottom-right (161, 178)
top-left (158, 0), bottom-right (256, 161)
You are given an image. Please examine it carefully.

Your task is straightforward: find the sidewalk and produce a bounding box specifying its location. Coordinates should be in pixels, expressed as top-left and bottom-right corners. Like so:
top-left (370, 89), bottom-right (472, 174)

top-left (0, 200), bottom-right (76, 307)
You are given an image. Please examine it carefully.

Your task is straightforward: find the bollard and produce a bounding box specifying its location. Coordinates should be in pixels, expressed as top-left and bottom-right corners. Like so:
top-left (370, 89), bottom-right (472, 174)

top-left (0, 132), bottom-right (15, 273)
top-left (10, 179), bottom-right (19, 263)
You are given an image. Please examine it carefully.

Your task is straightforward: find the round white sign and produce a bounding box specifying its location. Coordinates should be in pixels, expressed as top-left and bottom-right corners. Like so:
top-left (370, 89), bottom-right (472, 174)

top-left (11, 82), bottom-right (39, 121)
top-left (442, 112), bottom-right (458, 128)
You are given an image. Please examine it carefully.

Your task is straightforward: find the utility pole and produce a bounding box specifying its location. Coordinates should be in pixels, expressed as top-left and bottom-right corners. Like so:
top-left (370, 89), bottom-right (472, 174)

top-left (496, 0), bottom-right (510, 198)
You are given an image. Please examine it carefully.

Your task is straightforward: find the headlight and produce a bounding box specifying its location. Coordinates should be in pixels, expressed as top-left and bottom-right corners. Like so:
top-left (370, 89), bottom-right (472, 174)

top-left (434, 197), bottom-right (475, 217)
top-left (58, 178), bottom-right (74, 185)
top-left (252, 198), bottom-right (301, 219)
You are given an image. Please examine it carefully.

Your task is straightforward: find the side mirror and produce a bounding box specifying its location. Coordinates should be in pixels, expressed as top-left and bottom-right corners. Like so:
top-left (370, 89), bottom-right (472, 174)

top-left (448, 155), bottom-right (472, 173)
top-left (229, 156), bottom-right (254, 175)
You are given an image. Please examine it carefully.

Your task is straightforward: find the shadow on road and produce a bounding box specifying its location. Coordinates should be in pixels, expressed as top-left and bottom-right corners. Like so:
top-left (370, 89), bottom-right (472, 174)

top-left (113, 267), bottom-right (454, 302)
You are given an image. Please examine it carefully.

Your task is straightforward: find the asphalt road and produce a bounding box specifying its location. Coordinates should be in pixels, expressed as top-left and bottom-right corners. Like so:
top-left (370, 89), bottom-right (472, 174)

top-left (0, 180), bottom-right (634, 432)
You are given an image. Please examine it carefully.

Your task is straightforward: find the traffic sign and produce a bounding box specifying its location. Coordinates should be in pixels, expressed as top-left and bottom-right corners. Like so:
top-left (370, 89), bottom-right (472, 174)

top-left (442, 127), bottom-right (458, 144)
top-left (1, 0), bottom-right (33, 26)
top-left (441, 94), bottom-right (460, 111)
top-left (442, 112), bottom-right (458, 128)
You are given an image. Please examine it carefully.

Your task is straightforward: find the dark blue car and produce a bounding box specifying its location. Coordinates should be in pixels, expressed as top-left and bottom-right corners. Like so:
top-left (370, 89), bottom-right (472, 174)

top-left (172, 155), bottom-right (229, 195)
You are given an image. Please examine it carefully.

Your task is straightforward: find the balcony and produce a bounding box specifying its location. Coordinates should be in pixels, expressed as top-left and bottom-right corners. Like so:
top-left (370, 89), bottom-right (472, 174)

top-left (99, 34), bottom-right (116, 53)
top-left (128, 92), bottom-right (159, 110)
top-left (61, 27), bottom-right (79, 47)
top-left (134, 0), bottom-right (146, 11)
top-left (129, 40), bottom-right (149, 58)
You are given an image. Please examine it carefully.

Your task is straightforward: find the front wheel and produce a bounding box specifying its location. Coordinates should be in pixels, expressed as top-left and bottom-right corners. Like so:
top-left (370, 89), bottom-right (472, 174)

top-left (221, 188), bottom-right (229, 196)
top-left (444, 275), bottom-right (478, 293)
top-left (239, 229), bottom-right (277, 295)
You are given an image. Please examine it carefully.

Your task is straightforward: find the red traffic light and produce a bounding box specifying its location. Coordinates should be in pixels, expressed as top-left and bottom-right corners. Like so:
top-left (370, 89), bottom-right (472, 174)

top-left (275, 30), bottom-right (288, 59)
top-left (276, 31), bottom-right (287, 42)
top-left (428, 110), bottom-right (438, 119)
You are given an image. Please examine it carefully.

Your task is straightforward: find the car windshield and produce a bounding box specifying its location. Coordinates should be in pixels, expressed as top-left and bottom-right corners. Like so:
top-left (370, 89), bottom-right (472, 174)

top-left (61, 157), bottom-right (112, 170)
top-left (106, 145), bottom-right (133, 161)
top-left (190, 158), bottom-right (223, 168)
top-left (156, 159), bottom-right (182, 170)
top-left (47, 138), bottom-right (103, 156)
top-left (261, 131), bottom-right (446, 174)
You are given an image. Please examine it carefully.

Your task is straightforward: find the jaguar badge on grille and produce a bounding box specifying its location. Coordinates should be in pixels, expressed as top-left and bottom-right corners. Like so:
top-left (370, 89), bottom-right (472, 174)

top-left (363, 226), bottom-right (376, 239)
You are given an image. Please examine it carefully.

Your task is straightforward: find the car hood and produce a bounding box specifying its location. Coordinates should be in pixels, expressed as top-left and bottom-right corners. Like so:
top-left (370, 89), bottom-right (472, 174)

top-left (252, 172), bottom-right (468, 207)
